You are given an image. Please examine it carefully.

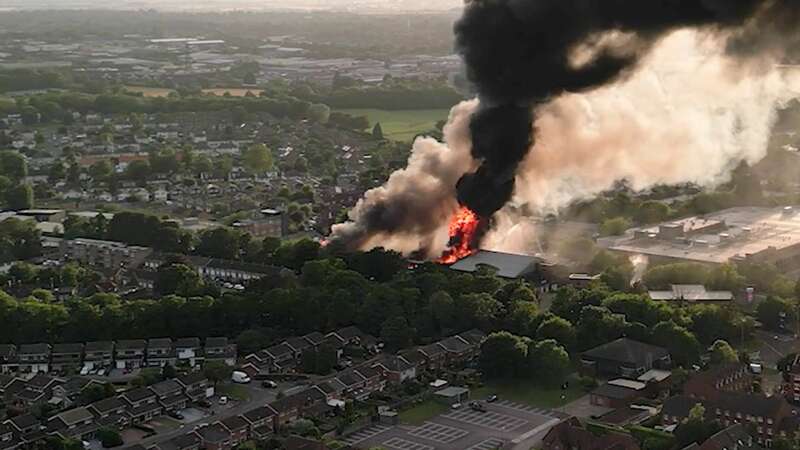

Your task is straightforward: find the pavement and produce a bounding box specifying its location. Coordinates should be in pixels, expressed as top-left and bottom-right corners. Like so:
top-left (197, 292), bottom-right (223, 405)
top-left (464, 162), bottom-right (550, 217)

top-left (753, 330), bottom-right (800, 369)
top-left (344, 398), bottom-right (566, 450)
top-left (119, 380), bottom-right (295, 449)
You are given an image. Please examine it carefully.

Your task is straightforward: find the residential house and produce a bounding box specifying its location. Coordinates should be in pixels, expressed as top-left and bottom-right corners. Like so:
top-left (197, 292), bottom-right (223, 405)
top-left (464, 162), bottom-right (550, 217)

top-left (88, 396), bottom-right (129, 429)
top-left (270, 387), bottom-right (328, 429)
top-left (242, 405), bottom-right (277, 440)
top-left (83, 341), bottom-right (113, 370)
top-left (590, 379), bottom-right (649, 408)
top-left (302, 332), bottom-right (326, 348)
top-left (685, 364), bottom-right (754, 402)
top-left (200, 259), bottom-right (280, 283)
top-left (0, 345), bottom-right (17, 374)
top-left (218, 415), bottom-right (250, 446)
top-left (150, 379), bottom-right (188, 412)
top-left (373, 355), bottom-right (417, 384)
top-left (17, 343), bottom-right (51, 374)
top-left (542, 417), bottom-right (640, 450)
top-left (782, 354), bottom-right (800, 404)
top-left (121, 387), bottom-right (163, 423)
top-left (580, 338), bottom-right (671, 378)
top-left (457, 329), bottom-right (487, 347)
top-left (52, 377), bottom-right (103, 408)
top-left (115, 340), bottom-right (146, 369)
top-left (7, 414), bottom-right (42, 444)
top-left (60, 238), bottom-right (152, 271)
top-left (265, 342), bottom-right (295, 373)
top-left (662, 392), bottom-right (797, 446)
top-left (285, 337), bottom-right (311, 360)
top-left (147, 338), bottom-right (176, 368)
top-left (687, 424), bottom-right (765, 450)
top-left (175, 338), bottom-right (202, 367)
top-left (157, 433), bottom-right (202, 450)
top-left (177, 372), bottom-right (211, 402)
top-left (333, 370), bottom-right (368, 401)
top-left (195, 424), bottom-right (233, 450)
top-left (417, 344), bottom-right (448, 371)
top-left (50, 343), bottom-right (84, 373)
top-left (437, 335), bottom-right (475, 366)
top-left (0, 423), bottom-right (20, 450)
top-left (204, 337), bottom-right (236, 367)
top-left (354, 365), bottom-right (386, 399)
top-left (47, 407), bottom-right (98, 441)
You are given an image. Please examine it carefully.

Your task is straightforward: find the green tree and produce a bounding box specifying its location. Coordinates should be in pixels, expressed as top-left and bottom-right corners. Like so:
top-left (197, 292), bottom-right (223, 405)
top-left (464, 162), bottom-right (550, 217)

top-left (479, 331), bottom-right (527, 379)
top-left (372, 122), bottom-right (384, 139)
top-left (526, 339), bottom-right (571, 386)
top-left (536, 316), bottom-right (577, 349)
top-left (674, 403), bottom-right (722, 447)
top-left (0, 151), bottom-right (27, 180)
top-left (196, 228), bottom-right (244, 260)
top-left (153, 263), bottom-right (203, 297)
top-left (5, 184), bottom-right (33, 210)
top-left (756, 296), bottom-right (795, 331)
top-left (88, 160), bottom-right (113, 181)
top-left (96, 428), bottom-right (123, 448)
top-left (79, 383), bottom-right (115, 405)
top-left (709, 340), bottom-right (738, 365)
top-left (236, 329), bottom-right (268, 355)
top-left (204, 360), bottom-right (233, 386)
top-left (125, 160), bottom-right (151, 183)
top-left (652, 321), bottom-right (701, 366)
top-left (380, 316), bottom-right (415, 352)
top-left (599, 217), bottom-right (631, 236)
top-left (242, 144), bottom-right (273, 174)
top-left (307, 103), bottom-right (331, 124)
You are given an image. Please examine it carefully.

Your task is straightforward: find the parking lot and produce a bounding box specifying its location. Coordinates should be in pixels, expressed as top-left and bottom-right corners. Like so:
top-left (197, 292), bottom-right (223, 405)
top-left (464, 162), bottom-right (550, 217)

top-left (345, 400), bottom-right (562, 450)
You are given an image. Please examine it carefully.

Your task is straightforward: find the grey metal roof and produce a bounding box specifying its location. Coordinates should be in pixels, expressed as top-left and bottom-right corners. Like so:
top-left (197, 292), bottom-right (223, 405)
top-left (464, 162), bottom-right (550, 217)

top-left (450, 250), bottom-right (539, 278)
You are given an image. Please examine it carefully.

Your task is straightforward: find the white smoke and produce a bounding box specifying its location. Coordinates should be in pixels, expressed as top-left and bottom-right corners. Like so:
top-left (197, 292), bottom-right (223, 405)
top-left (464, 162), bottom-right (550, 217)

top-left (334, 29), bottom-right (800, 257)
top-left (485, 29), bottom-right (800, 251)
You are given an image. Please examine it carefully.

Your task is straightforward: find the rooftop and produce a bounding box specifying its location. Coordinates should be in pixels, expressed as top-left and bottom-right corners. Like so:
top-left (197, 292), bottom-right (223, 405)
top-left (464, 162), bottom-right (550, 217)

top-left (582, 338), bottom-right (669, 367)
top-left (450, 250), bottom-right (539, 278)
top-left (605, 206), bottom-right (800, 264)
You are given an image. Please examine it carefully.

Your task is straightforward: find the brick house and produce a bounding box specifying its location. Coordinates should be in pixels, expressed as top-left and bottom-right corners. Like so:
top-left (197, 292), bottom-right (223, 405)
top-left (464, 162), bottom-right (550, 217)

top-left (580, 338), bottom-right (670, 378)
top-left (242, 405), bottom-right (277, 440)
top-left (218, 415), bottom-right (250, 445)
top-left (50, 343), bottom-right (84, 373)
top-left (373, 355), bottom-right (417, 384)
top-left (175, 338), bottom-right (202, 367)
top-left (121, 387), bottom-right (163, 423)
top-left (204, 337), bottom-right (237, 367)
top-left (17, 343), bottom-right (51, 374)
top-left (88, 396), bottom-right (130, 429)
top-left (685, 364), bottom-right (755, 402)
top-left (177, 372), bottom-right (211, 402)
top-left (195, 424), bottom-right (233, 450)
top-left (47, 407), bottom-right (98, 440)
top-left (0, 345), bottom-right (17, 374)
top-left (83, 341), bottom-right (113, 370)
top-left (115, 340), bottom-right (146, 369)
top-left (147, 338), bottom-right (176, 368)
top-left (150, 379), bottom-right (189, 412)
top-left (542, 417), bottom-right (640, 450)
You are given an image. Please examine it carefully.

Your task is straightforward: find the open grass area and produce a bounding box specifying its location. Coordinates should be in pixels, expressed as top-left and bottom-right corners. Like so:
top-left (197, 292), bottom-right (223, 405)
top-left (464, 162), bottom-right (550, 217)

top-left (471, 376), bottom-right (584, 409)
top-left (218, 383), bottom-right (251, 401)
top-left (398, 400), bottom-right (449, 425)
top-left (202, 88), bottom-right (263, 97)
top-left (124, 86), bottom-right (176, 97)
top-left (335, 108), bottom-right (450, 142)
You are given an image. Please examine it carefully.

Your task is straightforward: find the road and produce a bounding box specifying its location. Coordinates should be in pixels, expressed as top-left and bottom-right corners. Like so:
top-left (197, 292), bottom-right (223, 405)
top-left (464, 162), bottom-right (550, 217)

top-left (119, 381), bottom-right (293, 449)
top-left (753, 330), bottom-right (799, 369)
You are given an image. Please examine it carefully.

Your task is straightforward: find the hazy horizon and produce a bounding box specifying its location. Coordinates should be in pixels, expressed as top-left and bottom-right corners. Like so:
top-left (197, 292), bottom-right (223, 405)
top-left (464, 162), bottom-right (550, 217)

top-left (0, 0), bottom-right (463, 13)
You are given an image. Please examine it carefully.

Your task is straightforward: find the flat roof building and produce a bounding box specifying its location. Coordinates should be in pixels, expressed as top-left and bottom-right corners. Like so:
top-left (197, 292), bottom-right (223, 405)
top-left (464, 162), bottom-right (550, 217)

top-left (602, 207), bottom-right (800, 270)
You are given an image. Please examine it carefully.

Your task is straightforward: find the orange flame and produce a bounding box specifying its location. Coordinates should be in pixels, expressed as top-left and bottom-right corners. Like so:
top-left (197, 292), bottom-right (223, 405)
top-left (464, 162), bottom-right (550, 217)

top-left (438, 206), bottom-right (481, 265)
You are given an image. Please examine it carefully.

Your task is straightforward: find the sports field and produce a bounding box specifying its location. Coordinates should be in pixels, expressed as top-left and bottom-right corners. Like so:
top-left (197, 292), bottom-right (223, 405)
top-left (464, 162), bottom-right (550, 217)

top-left (336, 108), bottom-right (450, 142)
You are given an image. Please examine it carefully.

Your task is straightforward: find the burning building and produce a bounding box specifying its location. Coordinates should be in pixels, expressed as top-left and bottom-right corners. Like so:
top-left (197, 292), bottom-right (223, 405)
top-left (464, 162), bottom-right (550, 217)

top-left (331, 1), bottom-right (800, 264)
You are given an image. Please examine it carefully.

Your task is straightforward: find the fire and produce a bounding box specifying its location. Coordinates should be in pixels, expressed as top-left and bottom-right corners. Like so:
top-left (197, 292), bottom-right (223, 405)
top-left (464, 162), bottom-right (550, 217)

top-left (438, 206), bottom-right (481, 264)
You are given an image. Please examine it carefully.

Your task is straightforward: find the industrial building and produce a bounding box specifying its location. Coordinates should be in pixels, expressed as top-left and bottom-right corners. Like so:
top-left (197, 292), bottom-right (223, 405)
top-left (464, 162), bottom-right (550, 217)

top-left (602, 206), bottom-right (800, 271)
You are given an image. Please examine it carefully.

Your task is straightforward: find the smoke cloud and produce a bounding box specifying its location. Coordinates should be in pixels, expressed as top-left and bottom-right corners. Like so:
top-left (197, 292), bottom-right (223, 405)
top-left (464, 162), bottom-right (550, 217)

top-left (331, 0), bottom-right (800, 257)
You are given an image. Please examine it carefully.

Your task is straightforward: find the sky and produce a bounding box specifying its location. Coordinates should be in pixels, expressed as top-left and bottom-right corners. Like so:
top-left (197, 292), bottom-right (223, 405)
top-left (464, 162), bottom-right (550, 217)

top-left (0, 0), bottom-right (463, 12)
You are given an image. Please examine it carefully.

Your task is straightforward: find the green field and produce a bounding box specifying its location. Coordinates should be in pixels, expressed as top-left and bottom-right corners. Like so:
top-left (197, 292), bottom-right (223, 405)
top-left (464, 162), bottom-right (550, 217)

top-left (335, 108), bottom-right (450, 142)
top-left (471, 377), bottom-right (583, 409)
top-left (398, 400), bottom-right (449, 425)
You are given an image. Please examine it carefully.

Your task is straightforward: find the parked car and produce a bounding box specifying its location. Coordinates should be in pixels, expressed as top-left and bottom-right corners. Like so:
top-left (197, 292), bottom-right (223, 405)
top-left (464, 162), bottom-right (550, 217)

top-left (486, 394), bottom-right (498, 403)
top-left (219, 396), bottom-right (228, 405)
top-left (469, 401), bottom-right (487, 412)
top-left (450, 403), bottom-right (461, 410)
top-left (168, 411), bottom-right (184, 420)
top-left (261, 380), bottom-right (278, 388)
top-left (197, 400), bottom-right (211, 408)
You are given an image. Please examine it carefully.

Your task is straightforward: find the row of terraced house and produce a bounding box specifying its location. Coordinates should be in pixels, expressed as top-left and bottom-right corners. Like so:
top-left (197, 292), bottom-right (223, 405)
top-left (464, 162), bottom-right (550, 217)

top-left (0, 371), bottom-right (212, 450)
top-left (0, 337), bottom-right (236, 375)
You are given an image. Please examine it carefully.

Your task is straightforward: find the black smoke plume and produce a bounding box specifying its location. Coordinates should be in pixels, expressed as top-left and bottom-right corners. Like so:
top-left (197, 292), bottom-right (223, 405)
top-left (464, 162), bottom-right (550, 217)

top-left (454, 0), bottom-right (798, 220)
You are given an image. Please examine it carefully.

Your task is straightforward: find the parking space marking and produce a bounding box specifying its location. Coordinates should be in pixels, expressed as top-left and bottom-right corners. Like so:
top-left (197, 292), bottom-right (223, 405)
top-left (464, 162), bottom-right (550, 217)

top-left (382, 437), bottom-right (435, 450)
top-left (408, 422), bottom-right (468, 443)
top-left (443, 408), bottom-right (527, 431)
top-left (494, 400), bottom-right (563, 417)
top-left (467, 438), bottom-right (506, 450)
top-left (341, 424), bottom-right (392, 445)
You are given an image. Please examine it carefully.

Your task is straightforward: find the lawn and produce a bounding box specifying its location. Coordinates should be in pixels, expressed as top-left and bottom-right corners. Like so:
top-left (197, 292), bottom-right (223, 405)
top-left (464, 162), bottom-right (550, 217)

top-left (471, 376), bottom-right (584, 409)
top-left (335, 108), bottom-right (450, 142)
top-left (218, 383), bottom-right (251, 401)
top-left (398, 400), bottom-right (449, 425)
top-left (202, 88), bottom-right (263, 97)
top-left (124, 86), bottom-right (176, 97)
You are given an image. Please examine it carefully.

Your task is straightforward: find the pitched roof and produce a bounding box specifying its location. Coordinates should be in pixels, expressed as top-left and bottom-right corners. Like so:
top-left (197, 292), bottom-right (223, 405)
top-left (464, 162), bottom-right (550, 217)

top-left (148, 338), bottom-right (173, 349)
top-left (219, 415), bottom-right (249, 431)
top-left (438, 336), bottom-right (472, 353)
top-left (697, 424), bottom-right (763, 450)
top-left (542, 417), bottom-right (639, 450)
top-left (122, 387), bottom-right (155, 403)
top-left (8, 413), bottom-right (39, 430)
top-left (150, 379), bottom-right (182, 397)
top-left (85, 341), bottom-right (113, 352)
top-left (53, 407), bottom-right (93, 426)
top-left (116, 339), bottom-right (146, 350)
top-left (90, 396), bottom-right (127, 414)
top-left (27, 374), bottom-right (59, 389)
top-left (242, 405), bottom-right (277, 423)
top-left (196, 424), bottom-right (230, 443)
top-left (174, 337), bottom-right (201, 348)
top-left (450, 250), bottom-right (539, 278)
top-left (178, 371), bottom-right (207, 386)
top-left (582, 338), bottom-right (668, 367)
top-left (205, 337), bottom-right (228, 348)
top-left (52, 343), bottom-right (84, 354)
top-left (302, 332), bottom-right (325, 345)
top-left (18, 343), bottom-right (50, 354)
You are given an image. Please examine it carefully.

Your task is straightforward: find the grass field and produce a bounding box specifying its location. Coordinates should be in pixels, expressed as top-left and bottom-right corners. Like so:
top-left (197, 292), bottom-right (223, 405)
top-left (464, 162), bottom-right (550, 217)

top-left (218, 383), bottom-right (250, 401)
top-left (202, 88), bottom-right (263, 97)
top-left (124, 86), bottom-right (263, 98)
top-left (398, 400), bottom-right (449, 425)
top-left (335, 108), bottom-right (450, 142)
top-left (471, 376), bottom-right (584, 409)
top-left (124, 86), bottom-right (176, 97)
